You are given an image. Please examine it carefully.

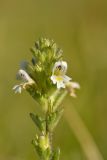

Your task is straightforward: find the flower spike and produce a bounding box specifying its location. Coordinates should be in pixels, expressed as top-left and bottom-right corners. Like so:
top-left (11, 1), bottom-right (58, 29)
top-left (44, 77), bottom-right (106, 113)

top-left (13, 38), bottom-right (80, 160)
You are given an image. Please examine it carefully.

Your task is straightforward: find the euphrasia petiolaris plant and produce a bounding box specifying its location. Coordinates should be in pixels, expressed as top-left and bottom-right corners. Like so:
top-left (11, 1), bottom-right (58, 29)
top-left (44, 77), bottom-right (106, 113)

top-left (13, 38), bottom-right (80, 160)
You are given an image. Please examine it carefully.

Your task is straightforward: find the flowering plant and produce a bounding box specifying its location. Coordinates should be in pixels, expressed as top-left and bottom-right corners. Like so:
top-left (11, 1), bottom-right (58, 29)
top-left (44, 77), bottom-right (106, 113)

top-left (13, 38), bottom-right (80, 160)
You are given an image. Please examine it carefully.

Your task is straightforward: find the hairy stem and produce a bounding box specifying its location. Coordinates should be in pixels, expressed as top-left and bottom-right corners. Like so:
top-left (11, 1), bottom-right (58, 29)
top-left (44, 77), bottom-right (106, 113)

top-left (45, 101), bottom-right (53, 160)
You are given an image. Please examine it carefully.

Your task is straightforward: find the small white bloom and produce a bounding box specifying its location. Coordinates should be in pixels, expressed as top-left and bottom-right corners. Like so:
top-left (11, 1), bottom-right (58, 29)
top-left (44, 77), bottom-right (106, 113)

top-left (13, 69), bottom-right (35, 94)
top-left (66, 82), bottom-right (80, 97)
top-left (13, 85), bottom-right (22, 94)
top-left (18, 69), bottom-right (33, 82)
top-left (51, 61), bottom-right (72, 89)
top-left (70, 82), bottom-right (80, 89)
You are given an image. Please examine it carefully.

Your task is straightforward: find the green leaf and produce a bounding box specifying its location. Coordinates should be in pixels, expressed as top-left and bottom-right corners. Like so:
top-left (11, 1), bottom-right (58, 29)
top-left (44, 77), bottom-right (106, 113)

top-left (32, 138), bottom-right (51, 160)
top-left (47, 112), bottom-right (56, 132)
top-left (47, 108), bottom-right (64, 132)
top-left (51, 148), bottom-right (60, 160)
top-left (50, 89), bottom-right (67, 112)
top-left (30, 113), bottom-right (46, 133)
top-left (33, 141), bottom-right (44, 159)
top-left (43, 148), bottom-right (51, 160)
top-left (52, 109), bottom-right (64, 130)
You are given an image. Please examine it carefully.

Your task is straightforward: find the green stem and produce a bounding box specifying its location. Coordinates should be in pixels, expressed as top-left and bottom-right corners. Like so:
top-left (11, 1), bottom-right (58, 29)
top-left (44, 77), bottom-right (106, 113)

top-left (42, 90), bottom-right (67, 160)
top-left (45, 101), bottom-right (53, 160)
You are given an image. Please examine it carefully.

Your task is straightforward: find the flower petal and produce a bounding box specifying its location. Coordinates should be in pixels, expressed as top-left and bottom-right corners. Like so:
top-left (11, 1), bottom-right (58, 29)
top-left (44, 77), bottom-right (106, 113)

top-left (70, 82), bottom-right (80, 89)
top-left (13, 85), bottom-right (22, 93)
top-left (53, 61), bottom-right (67, 75)
top-left (57, 81), bottom-right (65, 89)
top-left (61, 61), bottom-right (67, 73)
top-left (18, 69), bottom-right (32, 82)
top-left (65, 81), bottom-right (80, 97)
top-left (50, 75), bottom-right (57, 84)
top-left (63, 75), bottom-right (72, 83)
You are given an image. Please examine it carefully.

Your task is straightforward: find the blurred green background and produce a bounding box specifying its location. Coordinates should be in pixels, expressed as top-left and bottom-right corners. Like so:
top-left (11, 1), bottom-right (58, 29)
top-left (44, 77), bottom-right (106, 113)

top-left (0, 0), bottom-right (107, 159)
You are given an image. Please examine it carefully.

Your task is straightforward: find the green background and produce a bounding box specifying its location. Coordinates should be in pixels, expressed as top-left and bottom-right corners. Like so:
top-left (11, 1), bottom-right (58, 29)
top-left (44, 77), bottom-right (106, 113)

top-left (0, 0), bottom-right (107, 159)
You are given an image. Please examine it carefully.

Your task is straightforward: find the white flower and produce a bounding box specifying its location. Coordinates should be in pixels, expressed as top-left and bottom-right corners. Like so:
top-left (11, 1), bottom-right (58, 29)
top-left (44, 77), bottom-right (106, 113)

top-left (51, 61), bottom-right (72, 89)
top-left (18, 69), bottom-right (34, 82)
top-left (70, 82), bottom-right (80, 89)
top-left (13, 69), bottom-right (35, 94)
top-left (66, 82), bottom-right (80, 97)
top-left (13, 85), bottom-right (22, 94)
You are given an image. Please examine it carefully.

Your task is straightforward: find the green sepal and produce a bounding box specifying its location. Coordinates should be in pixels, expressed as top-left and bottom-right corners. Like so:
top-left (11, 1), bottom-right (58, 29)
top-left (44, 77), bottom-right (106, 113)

top-left (30, 113), bottom-right (46, 133)
top-left (47, 108), bottom-right (64, 132)
top-left (51, 148), bottom-right (60, 160)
